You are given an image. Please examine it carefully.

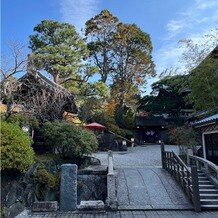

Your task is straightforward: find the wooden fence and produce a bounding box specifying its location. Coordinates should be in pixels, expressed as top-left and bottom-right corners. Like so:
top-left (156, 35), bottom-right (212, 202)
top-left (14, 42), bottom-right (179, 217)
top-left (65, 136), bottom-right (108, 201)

top-left (161, 143), bottom-right (201, 212)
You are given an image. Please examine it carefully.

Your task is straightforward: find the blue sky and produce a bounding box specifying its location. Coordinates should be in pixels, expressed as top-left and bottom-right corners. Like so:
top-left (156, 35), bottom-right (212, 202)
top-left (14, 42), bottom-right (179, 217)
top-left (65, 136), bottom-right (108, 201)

top-left (2, 0), bottom-right (218, 93)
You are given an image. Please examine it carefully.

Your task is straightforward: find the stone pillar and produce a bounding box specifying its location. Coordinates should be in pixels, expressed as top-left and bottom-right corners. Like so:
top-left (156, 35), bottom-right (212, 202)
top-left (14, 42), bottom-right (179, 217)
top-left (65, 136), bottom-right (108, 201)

top-left (60, 164), bottom-right (77, 211)
top-left (106, 151), bottom-right (118, 210)
top-left (187, 148), bottom-right (193, 165)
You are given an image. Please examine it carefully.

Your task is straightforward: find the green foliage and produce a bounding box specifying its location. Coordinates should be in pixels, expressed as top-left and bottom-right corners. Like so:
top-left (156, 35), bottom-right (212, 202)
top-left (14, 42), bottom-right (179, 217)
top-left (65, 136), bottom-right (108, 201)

top-left (180, 37), bottom-right (218, 111)
top-left (188, 55), bottom-right (218, 110)
top-left (139, 75), bottom-right (191, 117)
top-left (110, 82), bottom-right (141, 110)
top-left (34, 166), bottom-right (59, 201)
top-left (29, 20), bottom-right (89, 84)
top-left (168, 126), bottom-right (199, 147)
top-left (77, 81), bottom-right (110, 122)
top-left (34, 168), bottom-right (57, 188)
top-left (113, 23), bottom-right (155, 85)
top-left (1, 121), bottom-right (35, 172)
top-left (44, 121), bottom-right (98, 158)
top-left (85, 10), bottom-right (119, 83)
top-left (85, 10), bottom-right (155, 108)
top-left (115, 106), bottom-right (135, 130)
top-left (5, 113), bottom-right (39, 129)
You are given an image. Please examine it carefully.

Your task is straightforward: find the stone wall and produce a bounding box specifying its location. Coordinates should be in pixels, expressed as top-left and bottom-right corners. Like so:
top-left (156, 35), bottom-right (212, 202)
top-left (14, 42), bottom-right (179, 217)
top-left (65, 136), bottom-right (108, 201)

top-left (1, 164), bottom-right (38, 218)
top-left (1, 157), bottom-right (106, 217)
top-left (77, 174), bottom-right (107, 204)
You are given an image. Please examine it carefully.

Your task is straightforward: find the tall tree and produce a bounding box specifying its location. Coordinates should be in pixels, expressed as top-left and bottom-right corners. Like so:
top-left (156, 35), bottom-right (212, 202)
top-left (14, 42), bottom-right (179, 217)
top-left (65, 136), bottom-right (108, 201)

top-left (0, 41), bottom-right (26, 117)
top-left (86, 10), bottom-right (155, 107)
top-left (29, 20), bottom-right (89, 84)
top-left (179, 29), bottom-right (218, 72)
top-left (85, 10), bottom-right (119, 83)
top-left (188, 46), bottom-right (218, 111)
top-left (112, 23), bottom-right (155, 106)
top-left (139, 75), bottom-right (190, 117)
top-left (180, 30), bottom-right (218, 111)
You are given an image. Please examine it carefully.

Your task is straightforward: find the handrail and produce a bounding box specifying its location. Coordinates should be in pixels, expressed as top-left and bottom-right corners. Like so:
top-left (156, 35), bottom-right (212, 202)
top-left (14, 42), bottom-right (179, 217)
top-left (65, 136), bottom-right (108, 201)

top-left (162, 149), bottom-right (201, 212)
top-left (173, 152), bottom-right (191, 173)
top-left (108, 130), bottom-right (132, 144)
top-left (189, 155), bottom-right (218, 179)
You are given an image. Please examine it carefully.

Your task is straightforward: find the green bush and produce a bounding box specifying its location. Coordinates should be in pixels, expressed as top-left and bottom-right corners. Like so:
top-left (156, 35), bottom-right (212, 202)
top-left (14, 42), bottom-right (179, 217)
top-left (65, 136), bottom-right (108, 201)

top-left (34, 168), bottom-right (57, 188)
top-left (1, 121), bottom-right (35, 172)
top-left (3, 113), bottom-right (39, 129)
top-left (34, 166), bottom-right (59, 201)
top-left (168, 126), bottom-right (199, 147)
top-left (44, 121), bottom-right (98, 158)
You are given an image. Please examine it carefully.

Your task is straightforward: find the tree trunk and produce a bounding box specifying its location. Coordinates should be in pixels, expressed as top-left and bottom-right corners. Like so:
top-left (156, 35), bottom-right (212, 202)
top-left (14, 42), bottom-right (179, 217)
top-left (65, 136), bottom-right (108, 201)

top-left (53, 74), bottom-right (60, 84)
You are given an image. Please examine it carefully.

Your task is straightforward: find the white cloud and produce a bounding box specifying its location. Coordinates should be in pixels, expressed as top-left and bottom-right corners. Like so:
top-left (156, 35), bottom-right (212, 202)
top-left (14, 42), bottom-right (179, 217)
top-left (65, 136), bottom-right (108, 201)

top-left (59, 0), bottom-right (100, 32)
top-left (166, 19), bottom-right (188, 39)
top-left (195, 0), bottom-right (218, 10)
top-left (165, 0), bottom-right (218, 40)
top-left (154, 0), bottom-right (218, 78)
top-left (155, 28), bottom-right (218, 77)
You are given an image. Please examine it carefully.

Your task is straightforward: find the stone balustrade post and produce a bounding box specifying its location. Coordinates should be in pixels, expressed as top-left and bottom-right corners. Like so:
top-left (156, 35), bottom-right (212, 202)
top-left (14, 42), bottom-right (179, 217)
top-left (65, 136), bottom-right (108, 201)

top-left (60, 164), bottom-right (77, 211)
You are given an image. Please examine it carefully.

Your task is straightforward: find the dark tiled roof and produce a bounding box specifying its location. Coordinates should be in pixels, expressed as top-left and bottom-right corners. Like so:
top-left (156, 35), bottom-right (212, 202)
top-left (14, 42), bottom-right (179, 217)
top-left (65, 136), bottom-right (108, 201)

top-left (194, 114), bottom-right (218, 127)
top-left (135, 116), bottom-right (165, 127)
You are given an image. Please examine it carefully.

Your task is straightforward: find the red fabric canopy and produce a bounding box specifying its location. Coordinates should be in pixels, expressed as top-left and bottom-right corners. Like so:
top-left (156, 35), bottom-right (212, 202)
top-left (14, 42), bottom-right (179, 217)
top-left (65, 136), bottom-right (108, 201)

top-left (84, 122), bottom-right (106, 130)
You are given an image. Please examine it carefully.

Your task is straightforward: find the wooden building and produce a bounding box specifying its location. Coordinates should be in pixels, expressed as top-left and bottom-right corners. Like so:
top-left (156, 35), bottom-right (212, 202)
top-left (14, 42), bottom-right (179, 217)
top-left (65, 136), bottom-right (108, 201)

top-left (16, 70), bottom-right (77, 121)
top-left (194, 114), bottom-right (218, 165)
top-left (134, 115), bottom-right (166, 144)
top-left (14, 62), bottom-right (78, 153)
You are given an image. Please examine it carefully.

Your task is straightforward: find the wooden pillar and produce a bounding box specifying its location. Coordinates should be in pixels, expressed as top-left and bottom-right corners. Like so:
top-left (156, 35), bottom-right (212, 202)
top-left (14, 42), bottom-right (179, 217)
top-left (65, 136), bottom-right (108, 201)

top-left (161, 142), bottom-right (165, 169)
top-left (191, 166), bottom-right (201, 212)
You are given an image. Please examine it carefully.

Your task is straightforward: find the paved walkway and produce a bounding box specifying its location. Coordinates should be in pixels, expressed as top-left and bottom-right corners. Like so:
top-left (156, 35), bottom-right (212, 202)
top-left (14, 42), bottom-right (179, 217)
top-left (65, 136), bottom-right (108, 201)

top-left (30, 210), bottom-right (218, 217)
top-left (117, 168), bottom-right (192, 210)
top-left (93, 145), bottom-right (179, 168)
top-left (95, 145), bottom-right (192, 210)
top-left (26, 145), bottom-right (218, 217)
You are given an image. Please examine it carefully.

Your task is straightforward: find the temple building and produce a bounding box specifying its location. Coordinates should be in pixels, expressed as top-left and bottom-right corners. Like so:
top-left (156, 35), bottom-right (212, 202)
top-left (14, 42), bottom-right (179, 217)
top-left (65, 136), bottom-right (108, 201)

top-left (193, 114), bottom-right (218, 165)
top-left (134, 114), bottom-right (166, 144)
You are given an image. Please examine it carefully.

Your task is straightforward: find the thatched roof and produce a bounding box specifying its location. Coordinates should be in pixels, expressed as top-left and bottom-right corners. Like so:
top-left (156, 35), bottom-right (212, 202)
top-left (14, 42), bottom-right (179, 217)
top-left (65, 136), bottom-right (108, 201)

top-left (16, 66), bottom-right (78, 119)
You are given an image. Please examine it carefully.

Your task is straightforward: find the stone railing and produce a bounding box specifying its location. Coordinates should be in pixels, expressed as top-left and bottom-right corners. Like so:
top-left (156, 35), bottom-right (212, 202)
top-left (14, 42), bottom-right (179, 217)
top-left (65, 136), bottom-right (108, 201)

top-left (106, 150), bottom-right (118, 210)
top-left (189, 155), bottom-right (218, 188)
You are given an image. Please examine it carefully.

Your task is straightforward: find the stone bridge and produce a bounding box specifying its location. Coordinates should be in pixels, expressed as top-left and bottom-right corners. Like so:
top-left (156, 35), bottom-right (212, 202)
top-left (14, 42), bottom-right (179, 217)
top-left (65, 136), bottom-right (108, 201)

top-left (94, 145), bottom-right (193, 210)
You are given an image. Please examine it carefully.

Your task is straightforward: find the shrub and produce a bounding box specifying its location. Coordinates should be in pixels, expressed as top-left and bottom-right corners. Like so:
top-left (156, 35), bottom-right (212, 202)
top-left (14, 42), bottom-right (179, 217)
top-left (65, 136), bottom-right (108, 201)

top-left (34, 166), bottom-right (59, 200)
top-left (1, 121), bottom-right (35, 172)
top-left (4, 113), bottom-right (39, 129)
top-left (44, 121), bottom-right (98, 158)
top-left (168, 126), bottom-right (199, 147)
top-left (34, 168), bottom-right (56, 188)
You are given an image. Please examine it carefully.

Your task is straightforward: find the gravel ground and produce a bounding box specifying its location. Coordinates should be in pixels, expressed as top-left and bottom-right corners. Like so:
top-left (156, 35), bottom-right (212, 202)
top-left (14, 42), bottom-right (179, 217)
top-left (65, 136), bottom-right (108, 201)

top-left (93, 144), bottom-right (179, 168)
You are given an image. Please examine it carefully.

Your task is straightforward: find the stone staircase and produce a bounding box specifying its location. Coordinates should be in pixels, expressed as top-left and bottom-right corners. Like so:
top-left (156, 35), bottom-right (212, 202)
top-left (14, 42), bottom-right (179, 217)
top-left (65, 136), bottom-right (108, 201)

top-left (198, 170), bottom-right (218, 210)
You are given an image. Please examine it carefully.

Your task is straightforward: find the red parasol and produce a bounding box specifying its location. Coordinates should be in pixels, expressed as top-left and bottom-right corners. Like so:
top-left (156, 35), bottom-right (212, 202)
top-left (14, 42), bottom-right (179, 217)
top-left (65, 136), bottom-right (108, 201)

top-left (84, 122), bottom-right (106, 130)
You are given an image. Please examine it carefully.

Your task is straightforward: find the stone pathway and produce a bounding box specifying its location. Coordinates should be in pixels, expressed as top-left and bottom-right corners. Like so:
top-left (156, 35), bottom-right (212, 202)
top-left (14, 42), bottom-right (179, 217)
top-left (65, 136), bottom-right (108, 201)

top-left (30, 210), bottom-right (218, 217)
top-left (93, 145), bottom-right (180, 168)
top-left (27, 145), bottom-right (218, 217)
top-left (117, 168), bottom-right (192, 210)
top-left (95, 145), bottom-right (192, 210)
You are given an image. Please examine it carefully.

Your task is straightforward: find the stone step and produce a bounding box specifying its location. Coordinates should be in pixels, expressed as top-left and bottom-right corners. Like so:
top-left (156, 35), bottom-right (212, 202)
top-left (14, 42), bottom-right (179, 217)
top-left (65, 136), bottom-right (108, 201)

top-left (200, 199), bottom-right (218, 205)
top-left (201, 204), bottom-right (218, 210)
top-left (198, 172), bottom-right (205, 176)
top-left (78, 200), bottom-right (105, 211)
top-left (200, 189), bottom-right (218, 194)
top-left (199, 184), bottom-right (215, 189)
top-left (198, 177), bottom-right (210, 181)
top-left (199, 181), bottom-right (212, 185)
top-left (200, 194), bottom-right (218, 199)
